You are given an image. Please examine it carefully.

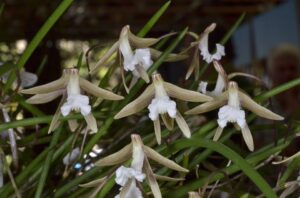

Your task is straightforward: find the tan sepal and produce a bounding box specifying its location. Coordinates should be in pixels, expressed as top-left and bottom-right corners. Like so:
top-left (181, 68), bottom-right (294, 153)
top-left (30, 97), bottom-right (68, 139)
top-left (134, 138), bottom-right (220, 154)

top-left (161, 113), bottom-right (174, 130)
top-left (48, 93), bottom-right (66, 133)
top-left (185, 92), bottom-right (227, 115)
top-left (143, 158), bottom-right (162, 198)
top-left (228, 72), bottom-right (261, 84)
top-left (26, 90), bottom-right (63, 104)
top-left (128, 30), bottom-right (159, 48)
top-left (79, 78), bottom-right (123, 100)
top-left (143, 145), bottom-right (189, 172)
top-left (185, 48), bottom-right (200, 80)
top-left (153, 119), bottom-right (161, 145)
top-left (213, 127), bottom-right (224, 141)
top-left (188, 192), bottom-right (201, 198)
top-left (79, 177), bottom-right (107, 188)
top-left (95, 143), bottom-right (132, 166)
top-left (84, 113), bottom-right (98, 133)
top-left (175, 111), bottom-right (191, 138)
top-left (136, 64), bottom-right (150, 83)
top-left (150, 48), bottom-right (188, 62)
top-left (238, 91), bottom-right (284, 120)
top-left (119, 179), bottom-right (133, 198)
top-left (114, 84), bottom-right (155, 119)
top-left (20, 77), bottom-right (66, 94)
top-left (164, 82), bottom-right (212, 102)
top-left (155, 174), bottom-right (185, 182)
top-left (241, 124), bottom-right (254, 151)
top-left (68, 119), bottom-right (79, 132)
top-left (90, 41), bottom-right (119, 74)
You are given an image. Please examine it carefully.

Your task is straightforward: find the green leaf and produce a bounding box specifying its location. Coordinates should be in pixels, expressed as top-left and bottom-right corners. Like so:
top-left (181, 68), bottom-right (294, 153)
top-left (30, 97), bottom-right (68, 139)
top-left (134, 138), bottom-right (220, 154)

top-left (167, 139), bottom-right (278, 198)
top-left (137, 1), bottom-right (171, 37)
top-left (34, 127), bottom-right (62, 198)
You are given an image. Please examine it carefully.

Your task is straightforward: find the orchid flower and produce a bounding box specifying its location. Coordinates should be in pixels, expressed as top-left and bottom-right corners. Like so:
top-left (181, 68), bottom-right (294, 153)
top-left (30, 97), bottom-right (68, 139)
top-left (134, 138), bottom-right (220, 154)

top-left (198, 61), bottom-right (227, 97)
top-left (20, 68), bottom-right (123, 133)
top-left (186, 81), bottom-right (284, 151)
top-left (95, 134), bottom-right (188, 198)
top-left (90, 25), bottom-right (187, 92)
top-left (114, 73), bottom-right (212, 144)
top-left (199, 23), bottom-right (225, 64)
top-left (185, 23), bottom-right (225, 80)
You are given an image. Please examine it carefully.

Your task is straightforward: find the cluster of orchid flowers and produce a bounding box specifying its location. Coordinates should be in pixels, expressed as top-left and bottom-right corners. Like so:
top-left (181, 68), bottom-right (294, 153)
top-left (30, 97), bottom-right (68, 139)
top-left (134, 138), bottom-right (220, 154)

top-left (17, 23), bottom-right (285, 197)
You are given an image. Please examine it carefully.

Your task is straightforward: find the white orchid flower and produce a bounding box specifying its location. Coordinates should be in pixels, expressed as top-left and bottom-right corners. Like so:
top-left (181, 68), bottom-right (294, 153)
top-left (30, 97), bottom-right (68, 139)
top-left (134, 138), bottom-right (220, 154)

top-left (95, 134), bottom-right (188, 198)
top-left (186, 81), bottom-right (284, 151)
top-left (90, 25), bottom-right (187, 92)
top-left (199, 23), bottom-right (225, 64)
top-left (20, 68), bottom-right (123, 133)
top-left (114, 73), bottom-right (212, 144)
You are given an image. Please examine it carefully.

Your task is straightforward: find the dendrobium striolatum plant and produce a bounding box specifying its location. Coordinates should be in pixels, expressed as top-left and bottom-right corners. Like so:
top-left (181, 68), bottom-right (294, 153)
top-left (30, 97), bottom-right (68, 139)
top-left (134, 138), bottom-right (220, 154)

top-left (1, 2), bottom-right (297, 197)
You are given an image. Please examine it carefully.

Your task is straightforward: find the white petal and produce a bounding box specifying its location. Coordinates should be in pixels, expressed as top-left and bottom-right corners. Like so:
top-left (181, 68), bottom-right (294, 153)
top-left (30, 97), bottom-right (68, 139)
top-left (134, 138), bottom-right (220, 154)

top-left (148, 96), bottom-right (177, 121)
top-left (198, 81), bottom-right (207, 94)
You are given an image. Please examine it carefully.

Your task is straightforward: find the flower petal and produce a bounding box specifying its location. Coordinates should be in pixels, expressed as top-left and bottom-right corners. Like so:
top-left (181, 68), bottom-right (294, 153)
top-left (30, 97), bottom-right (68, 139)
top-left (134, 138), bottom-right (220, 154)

top-left (79, 78), bottom-right (123, 100)
top-left (161, 113), bottom-right (174, 130)
top-left (175, 111), bottom-right (191, 138)
top-left (185, 92), bottom-right (227, 115)
top-left (95, 143), bottom-right (132, 166)
top-left (20, 77), bottom-right (66, 94)
top-left (238, 91), bottom-right (284, 120)
top-left (153, 119), bottom-right (161, 145)
top-left (119, 179), bottom-right (133, 198)
top-left (213, 127), bottom-right (224, 141)
top-left (155, 174), bottom-right (185, 182)
top-left (90, 41), bottom-right (119, 75)
top-left (185, 49), bottom-right (200, 80)
top-left (143, 158), bottom-right (162, 198)
top-left (164, 82), bottom-right (212, 102)
top-left (84, 113), bottom-right (98, 133)
top-left (150, 48), bottom-right (188, 62)
top-left (26, 90), bottom-right (63, 104)
top-left (79, 177), bottom-right (107, 188)
top-left (68, 119), bottom-right (79, 132)
top-left (128, 29), bottom-right (159, 48)
top-left (241, 124), bottom-right (254, 151)
top-left (143, 145), bottom-right (189, 172)
top-left (48, 93), bottom-right (66, 133)
top-left (135, 64), bottom-right (150, 83)
top-left (114, 84), bottom-right (155, 119)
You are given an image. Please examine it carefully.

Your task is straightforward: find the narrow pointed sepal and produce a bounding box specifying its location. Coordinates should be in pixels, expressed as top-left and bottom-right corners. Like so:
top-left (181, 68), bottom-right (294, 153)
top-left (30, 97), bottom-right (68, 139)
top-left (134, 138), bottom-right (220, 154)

top-left (128, 30), bottom-right (159, 48)
top-left (84, 113), bottom-right (98, 133)
top-left (20, 78), bottom-right (66, 94)
top-left (79, 78), bottom-right (123, 100)
top-left (161, 113), bottom-right (174, 130)
top-left (90, 41), bottom-right (119, 74)
top-left (95, 143), bottom-right (132, 166)
top-left (153, 119), bottom-right (162, 145)
top-left (143, 158), bottom-right (162, 198)
top-left (114, 84), bottom-right (155, 119)
top-left (143, 146), bottom-right (189, 172)
top-left (164, 82), bottom-right (212, 102)
top-left (175, 111), bottom-right (191, 138)
top-left (241, 124), bottom-right (254, 151)
top-left (238, 91), bottom-right (284, 121)
top-left (68, 119), bottom-right (79, 132)
top-left (185, 92), bottom-right (227, 115)
top-left (150, 48), bottom-right (188, 62)
top-left (79, 177), bottom-right (107, 188)
top-left (136, 64), bottom-right (150, 83)
top-left (155, 174), bottom-right (185, 182)
top-left (213, 127), bottom-right (224, 141)
top-left (26, 90), bottom-right (63, 104)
